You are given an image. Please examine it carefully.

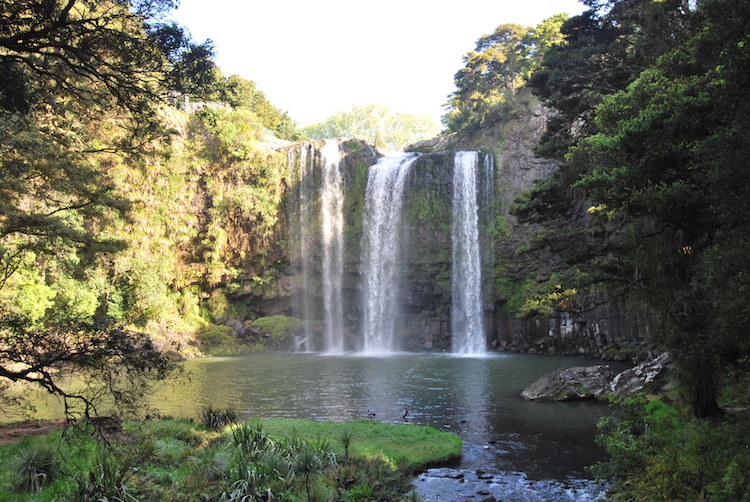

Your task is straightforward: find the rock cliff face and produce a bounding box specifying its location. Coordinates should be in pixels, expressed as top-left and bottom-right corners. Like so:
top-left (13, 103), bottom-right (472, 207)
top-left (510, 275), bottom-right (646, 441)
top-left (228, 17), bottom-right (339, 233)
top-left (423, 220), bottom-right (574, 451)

top-left (251, 100), bottom-right (650, 356)
top-left (397, 151), bottom-right (495, 350)
top-left (408, 102), bottom-right (557, 216)
top-left (279, 142), bottom-right (495, 351)
top-left (408, 100), bottom-right (652, 358)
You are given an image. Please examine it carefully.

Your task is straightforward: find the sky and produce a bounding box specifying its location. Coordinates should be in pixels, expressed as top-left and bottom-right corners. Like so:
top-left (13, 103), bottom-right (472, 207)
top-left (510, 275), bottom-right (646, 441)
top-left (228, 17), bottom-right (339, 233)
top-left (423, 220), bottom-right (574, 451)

top-left (169, 0), bottom-right (586, 127)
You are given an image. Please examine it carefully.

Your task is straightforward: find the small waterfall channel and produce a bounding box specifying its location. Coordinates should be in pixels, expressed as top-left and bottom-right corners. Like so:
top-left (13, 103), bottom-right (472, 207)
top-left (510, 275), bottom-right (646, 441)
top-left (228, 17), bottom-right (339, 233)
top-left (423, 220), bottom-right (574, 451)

top-left (319, 140), bottom-right (345, 354)
top-left (451, 151), bottom-right (485, 355)
top-left (288, 139), bottom-right (347, 353)
top-left (361, 153), bottom-right (420, 354)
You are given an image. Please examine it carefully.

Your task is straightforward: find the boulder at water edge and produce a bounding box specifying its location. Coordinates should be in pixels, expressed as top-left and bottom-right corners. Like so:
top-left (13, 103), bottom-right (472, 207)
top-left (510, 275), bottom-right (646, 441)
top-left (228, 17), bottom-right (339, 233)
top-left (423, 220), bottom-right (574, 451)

top-left (521, 354), bottom-right (672, 402)
top-left (521, 365), bottom-right (615, 401)
top-left (608, 352), bottom-right (671, 396)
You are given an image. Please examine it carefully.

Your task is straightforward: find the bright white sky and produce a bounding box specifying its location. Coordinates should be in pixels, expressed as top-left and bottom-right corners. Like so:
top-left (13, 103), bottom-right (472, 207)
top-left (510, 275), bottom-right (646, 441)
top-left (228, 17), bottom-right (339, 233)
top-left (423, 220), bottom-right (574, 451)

top-left (169, 0), bottom-right (585, 127)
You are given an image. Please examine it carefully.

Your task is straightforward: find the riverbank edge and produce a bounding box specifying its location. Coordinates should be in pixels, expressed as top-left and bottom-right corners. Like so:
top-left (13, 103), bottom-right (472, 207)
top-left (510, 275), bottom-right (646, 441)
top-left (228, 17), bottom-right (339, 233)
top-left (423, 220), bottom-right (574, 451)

top-left (0, 417), bottom-right (463, 501)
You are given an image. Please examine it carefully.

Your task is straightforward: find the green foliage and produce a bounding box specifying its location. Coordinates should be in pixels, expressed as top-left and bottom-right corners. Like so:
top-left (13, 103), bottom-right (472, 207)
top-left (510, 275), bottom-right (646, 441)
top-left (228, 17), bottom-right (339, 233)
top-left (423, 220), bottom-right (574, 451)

top-left (0, 265), bottom-right (56, 323)
top-left (261, 419), bottom-right (462, 471)
top-left (196, 324), bottom-right (234, 348)
top-left (203, 293), bottom-right (236, 323)
top-left (512, 0), bottom-right (750, 419)
top-left (10, 443), bottom-right (60, 493)
top-left (1, 1), bottom-right (297, 399)
top-left (200, 405), bottom-right (240, 431)
top-left (200, 107), bottom-right (265, 160)
top-left (302, 103), bottom-right (440, 151)
top-left (251, 315), bottom-right (303, 340)
top-left (444, 15), bottom-right (568, 134)
top-left (187, 442), bottom-right (231, 481)
top-left (518, 270), bottom-right (590, 318)
top-left (220, 74), bottom-right (303, 140)
top-left (72, 445), bottom-right (136, 502)
top-left (170, 41), bottom-right (225, 101)
top-left (337, 427), bottom-right (355, 459)
top-left (0, 418), bottom-right (458, 501)
top-left (0, 315), bottom-right (177, 418)
top-left (594, 396), bottom-right (750, 502)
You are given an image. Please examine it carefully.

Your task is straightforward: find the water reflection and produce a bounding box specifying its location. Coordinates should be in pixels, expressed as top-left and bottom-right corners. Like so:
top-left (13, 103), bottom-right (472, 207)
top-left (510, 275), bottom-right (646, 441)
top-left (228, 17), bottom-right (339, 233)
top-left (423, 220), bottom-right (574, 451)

top-left (9, 352), bottom-right (628, 481)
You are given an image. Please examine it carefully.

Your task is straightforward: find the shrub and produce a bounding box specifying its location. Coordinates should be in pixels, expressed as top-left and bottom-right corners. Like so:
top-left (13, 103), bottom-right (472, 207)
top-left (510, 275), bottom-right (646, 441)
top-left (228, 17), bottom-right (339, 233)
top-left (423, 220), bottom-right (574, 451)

top-left (229, 421), bottom-right (269, 455)
top-left (251, 315), bottom-right (302, 339)
top-left (10, 442), bottom-right (60, 492)
top-left (200, 405), bottom-right (240, 430)
top-left (187, 442), bottom-right (230, 481)
top-left (73, 446), bottom-right (135, 502)
top-left (593, 396), bottom-right (750, 502)
top-left (337, 427), bottom-right (355, 459)
top-left (196, 324), bottom-right (234, 348)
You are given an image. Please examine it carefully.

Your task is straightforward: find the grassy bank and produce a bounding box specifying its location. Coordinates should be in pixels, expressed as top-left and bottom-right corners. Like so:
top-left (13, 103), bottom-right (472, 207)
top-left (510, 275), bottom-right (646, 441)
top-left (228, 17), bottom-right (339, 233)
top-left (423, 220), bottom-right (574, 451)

top-left (0, 417), bottom-right (461, 501)
top-left (261, 419), bottom-right (462, 471)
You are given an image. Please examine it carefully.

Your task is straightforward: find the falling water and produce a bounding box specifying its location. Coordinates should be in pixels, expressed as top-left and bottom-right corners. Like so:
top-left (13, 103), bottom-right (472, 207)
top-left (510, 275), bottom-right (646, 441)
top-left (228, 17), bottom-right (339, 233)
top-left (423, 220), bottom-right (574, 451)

top-left (288, 144), bottom-right (315, 351)
top-left (361, 153), bottom-right (420, 354)
top-left (451, 151), bottom-right (485, 355)
top-left (320, 140), bottom-right (345, 353)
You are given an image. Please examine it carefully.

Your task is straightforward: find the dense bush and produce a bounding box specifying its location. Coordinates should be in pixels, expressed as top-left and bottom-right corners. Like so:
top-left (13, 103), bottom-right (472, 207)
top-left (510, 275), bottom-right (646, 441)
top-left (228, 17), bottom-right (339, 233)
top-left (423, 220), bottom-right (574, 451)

top-left (251, 315), bottom-right (303, 340)
top-left (593, 396), bottom-right (750, 501)
top-left (200, 405), bottom-right (240, 430)
top-left (196, 325), bottom-right (234, 348)
top-left (9, 443), bottom-right (60, 493)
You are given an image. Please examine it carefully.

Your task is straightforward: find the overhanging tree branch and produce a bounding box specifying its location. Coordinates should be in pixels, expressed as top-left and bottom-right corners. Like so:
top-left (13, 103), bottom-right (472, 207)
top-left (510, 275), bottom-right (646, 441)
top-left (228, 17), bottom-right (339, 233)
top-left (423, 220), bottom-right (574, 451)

top-left (0, 313), bottom-right (178, 418)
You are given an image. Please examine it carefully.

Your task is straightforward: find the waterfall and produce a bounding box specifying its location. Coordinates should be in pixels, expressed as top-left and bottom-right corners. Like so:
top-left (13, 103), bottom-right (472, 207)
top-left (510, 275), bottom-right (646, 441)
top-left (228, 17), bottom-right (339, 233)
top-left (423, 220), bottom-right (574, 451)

top-left (320, 140), bottom-right (345, 353)
top-left (451, 151), bottom-right (485, 355)
top-left (288, 140), bottom-right (345, 353)
top-left (288, 144), bottom-right (313, 351)
top-left (361, 153), bottom-right (420, 354)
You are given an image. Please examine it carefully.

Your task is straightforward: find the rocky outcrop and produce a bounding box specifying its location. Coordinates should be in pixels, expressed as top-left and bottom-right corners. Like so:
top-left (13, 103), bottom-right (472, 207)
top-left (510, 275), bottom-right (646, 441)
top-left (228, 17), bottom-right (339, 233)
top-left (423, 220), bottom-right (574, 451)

top-left (609, 352), bottom-right (671, 396)
top-left (493, 301), bottom-right (656, 360)
top-left (520, 365), bottom-right (615, 401)
top-left (521, 353), bottom-right (671, 401)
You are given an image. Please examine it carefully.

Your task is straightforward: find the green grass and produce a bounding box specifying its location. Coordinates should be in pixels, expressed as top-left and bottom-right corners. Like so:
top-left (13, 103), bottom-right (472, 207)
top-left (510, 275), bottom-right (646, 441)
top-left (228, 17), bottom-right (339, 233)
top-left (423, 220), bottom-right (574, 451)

top-left (0, 417), bottom-right (461, 501)
top-left (260, 419), bottom-right (462, 471)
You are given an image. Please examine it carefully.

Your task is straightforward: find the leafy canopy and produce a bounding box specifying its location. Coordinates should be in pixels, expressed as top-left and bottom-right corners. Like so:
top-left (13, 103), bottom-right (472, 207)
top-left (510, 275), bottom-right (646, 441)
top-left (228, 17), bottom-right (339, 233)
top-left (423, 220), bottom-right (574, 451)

top-left (0, 0), bottom-right (181, 418)
top-left (515, 0), bottom-right (750, 418)
top-left (443, 14), bottom-right (568, 134)
top-left (302, 103), bottom-right (440, 151)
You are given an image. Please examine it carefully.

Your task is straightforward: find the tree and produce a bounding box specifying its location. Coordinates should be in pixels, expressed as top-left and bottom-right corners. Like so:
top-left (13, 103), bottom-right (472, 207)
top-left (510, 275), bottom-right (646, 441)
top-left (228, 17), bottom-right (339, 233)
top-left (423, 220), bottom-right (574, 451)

top-left (528, 0), bottom-right (693, 158)
top-left (0, 0), bottom-right (179, 417)
top-left (302, 103), bottom-right (440, 151)
top-left (516, 0), bottom-right (749, 417)
top-left (444, 15), bottom-right (568, 134)
top-left (0, 0), bottom-right (173, 117)
top-left (571, 0), bottom-right (750, 417)
top-left (226, 77), bottom-right (276, 126)
top-left (0, 313), bottom-right (175, 419)
top-left (169, 40), bottom-right (225, 100)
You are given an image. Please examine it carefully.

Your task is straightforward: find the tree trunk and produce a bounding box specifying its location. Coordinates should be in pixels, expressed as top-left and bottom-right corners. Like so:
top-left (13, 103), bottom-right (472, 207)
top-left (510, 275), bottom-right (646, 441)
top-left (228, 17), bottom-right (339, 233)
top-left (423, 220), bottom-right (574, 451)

top-left (688, 354), bottom-right (724, 419)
